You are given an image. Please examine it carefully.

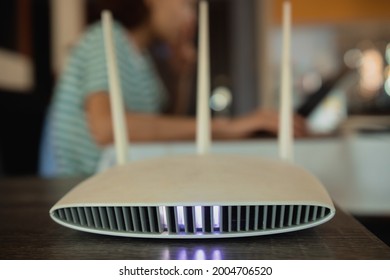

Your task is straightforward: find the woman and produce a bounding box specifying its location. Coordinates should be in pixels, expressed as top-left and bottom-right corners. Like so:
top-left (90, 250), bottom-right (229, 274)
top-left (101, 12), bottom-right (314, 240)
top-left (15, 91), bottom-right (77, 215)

top-left (46, 0), bottom-right (306, 176)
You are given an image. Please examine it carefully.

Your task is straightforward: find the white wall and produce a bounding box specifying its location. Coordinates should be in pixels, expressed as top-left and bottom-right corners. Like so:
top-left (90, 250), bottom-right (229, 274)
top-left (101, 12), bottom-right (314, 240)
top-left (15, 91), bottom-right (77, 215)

top-left (0, 49), bottom-right (33, 92)
top-left (51, 0), bottom-right (86, 74)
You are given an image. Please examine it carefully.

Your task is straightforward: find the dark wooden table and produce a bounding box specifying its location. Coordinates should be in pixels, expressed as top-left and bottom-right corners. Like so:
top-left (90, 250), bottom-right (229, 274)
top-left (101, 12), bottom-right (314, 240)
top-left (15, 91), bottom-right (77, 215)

top-left (1, 177), bottom-right (389, 260)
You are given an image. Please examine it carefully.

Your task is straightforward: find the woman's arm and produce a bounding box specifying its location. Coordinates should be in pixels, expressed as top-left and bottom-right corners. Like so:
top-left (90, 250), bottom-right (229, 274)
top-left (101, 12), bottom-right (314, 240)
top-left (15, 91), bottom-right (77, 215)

top-left (86, 92), bottom-right (191, 144)
top-left (85, 92), bottom-right (306, 146)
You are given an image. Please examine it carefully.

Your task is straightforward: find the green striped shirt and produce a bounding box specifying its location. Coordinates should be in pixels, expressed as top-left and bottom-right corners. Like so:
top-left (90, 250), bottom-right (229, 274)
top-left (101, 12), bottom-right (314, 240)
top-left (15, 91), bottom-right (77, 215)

top-left (49, 21), bottom-right (167, 176)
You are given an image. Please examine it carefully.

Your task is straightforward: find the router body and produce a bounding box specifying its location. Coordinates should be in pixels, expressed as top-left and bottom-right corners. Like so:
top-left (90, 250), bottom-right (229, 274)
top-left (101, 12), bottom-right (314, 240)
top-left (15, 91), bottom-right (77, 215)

top-left (50, 154), bottom-right (335, 238)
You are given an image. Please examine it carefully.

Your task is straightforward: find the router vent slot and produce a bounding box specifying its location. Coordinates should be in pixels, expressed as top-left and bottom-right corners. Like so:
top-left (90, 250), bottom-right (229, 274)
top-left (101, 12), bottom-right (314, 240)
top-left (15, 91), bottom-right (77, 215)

top-left (53, 205), bottom-right (332, 236)
top-left (53, 206), bottom-right (162, 234)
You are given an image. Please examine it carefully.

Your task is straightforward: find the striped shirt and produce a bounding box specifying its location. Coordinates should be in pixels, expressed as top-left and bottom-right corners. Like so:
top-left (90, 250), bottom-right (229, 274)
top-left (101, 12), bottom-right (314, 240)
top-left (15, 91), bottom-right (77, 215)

top-left (48, 21), bottom-right (167, 176)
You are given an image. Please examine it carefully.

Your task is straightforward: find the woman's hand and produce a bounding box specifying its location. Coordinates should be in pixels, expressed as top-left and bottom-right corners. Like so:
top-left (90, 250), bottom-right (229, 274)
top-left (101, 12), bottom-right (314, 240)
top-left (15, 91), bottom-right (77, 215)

top-left (168, 34), bottom-right (196, 78)
top-left (212, 109), bottom-right (308, 139)
top-left (168, 7), bottom-right (197, 78)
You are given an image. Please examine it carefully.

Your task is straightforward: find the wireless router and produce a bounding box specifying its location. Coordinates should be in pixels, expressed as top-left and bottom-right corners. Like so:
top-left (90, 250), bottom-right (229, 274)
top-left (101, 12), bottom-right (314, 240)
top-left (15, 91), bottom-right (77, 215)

top-left (50, 1), bottom-right (335, 238)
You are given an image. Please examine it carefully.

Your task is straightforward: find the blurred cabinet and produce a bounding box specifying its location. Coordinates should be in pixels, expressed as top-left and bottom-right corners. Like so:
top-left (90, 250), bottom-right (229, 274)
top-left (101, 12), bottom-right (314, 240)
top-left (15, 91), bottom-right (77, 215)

top-left (273, 0), bottom-right (390, 24)
top-left (0, 0), bottom-right (52, 175)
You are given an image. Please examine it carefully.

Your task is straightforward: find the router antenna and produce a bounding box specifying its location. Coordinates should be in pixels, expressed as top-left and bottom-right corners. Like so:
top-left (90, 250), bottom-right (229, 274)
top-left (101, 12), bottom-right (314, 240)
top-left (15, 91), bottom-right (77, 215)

top-left (196, 0), bottom-right (211, 155)
top-left (278, 1), bottom-right (293, 162)
top-left (102, 10), bottom-right (129, 165)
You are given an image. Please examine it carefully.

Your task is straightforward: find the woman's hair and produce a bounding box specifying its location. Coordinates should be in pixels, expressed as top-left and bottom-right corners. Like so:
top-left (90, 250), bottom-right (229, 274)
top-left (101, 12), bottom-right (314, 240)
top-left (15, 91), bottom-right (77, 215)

top-left (87, 0), bottom-right (150, 29)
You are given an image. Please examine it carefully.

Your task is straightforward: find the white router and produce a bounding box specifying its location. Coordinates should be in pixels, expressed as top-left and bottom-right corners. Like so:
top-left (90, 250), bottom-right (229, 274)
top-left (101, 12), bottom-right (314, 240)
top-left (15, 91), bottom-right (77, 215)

top-left (50, 1), bottom-right (335, 238)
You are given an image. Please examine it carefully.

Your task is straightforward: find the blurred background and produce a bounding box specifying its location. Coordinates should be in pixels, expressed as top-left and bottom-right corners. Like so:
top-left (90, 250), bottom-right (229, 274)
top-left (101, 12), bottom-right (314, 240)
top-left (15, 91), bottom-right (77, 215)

top-left (1, 0), bottom-right (390, 176)
top-left (0, 0), bottom-right (390, 175)
top-left (1, 0), bottom-right (390, 245)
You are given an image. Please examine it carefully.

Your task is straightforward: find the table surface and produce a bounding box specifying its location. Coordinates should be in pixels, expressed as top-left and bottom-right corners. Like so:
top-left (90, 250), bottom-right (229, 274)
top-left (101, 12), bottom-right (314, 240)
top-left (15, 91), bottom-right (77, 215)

top-left (1, 177), bottom-right (389, 260)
